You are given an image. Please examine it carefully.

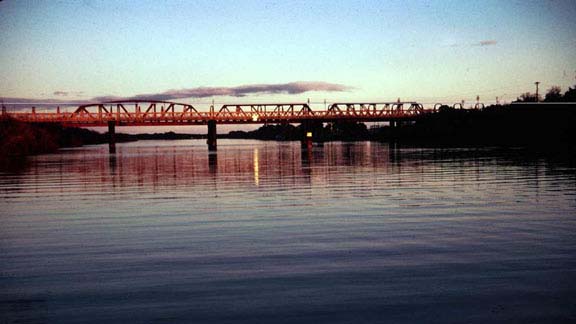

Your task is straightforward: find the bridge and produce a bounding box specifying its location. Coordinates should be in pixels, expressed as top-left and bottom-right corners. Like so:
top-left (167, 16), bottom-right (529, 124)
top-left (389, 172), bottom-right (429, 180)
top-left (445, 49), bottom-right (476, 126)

top-left (3, 100), bottom-right (436, 151)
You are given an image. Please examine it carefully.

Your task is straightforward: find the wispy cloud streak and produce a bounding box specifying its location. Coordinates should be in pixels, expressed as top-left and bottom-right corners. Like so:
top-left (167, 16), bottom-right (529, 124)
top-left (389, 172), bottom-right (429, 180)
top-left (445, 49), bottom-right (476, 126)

top-left (476, 40), bottom-right (497, 46)
top-left (1, 97), bottom-right (85, 105)
top-left (2, 81), bottom-right (352, 107)
top-left (53, 90), bottom-right (84, 97)
top-left (93, 81), bottom-right (352, 102)
top-left (449, 40), bottom-right (498, 47)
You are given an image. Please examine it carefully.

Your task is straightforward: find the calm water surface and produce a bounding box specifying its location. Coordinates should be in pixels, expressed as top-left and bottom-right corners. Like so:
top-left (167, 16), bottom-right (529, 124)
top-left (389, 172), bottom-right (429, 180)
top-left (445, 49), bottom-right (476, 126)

top-left (1, 140), bottom-right (575, 323)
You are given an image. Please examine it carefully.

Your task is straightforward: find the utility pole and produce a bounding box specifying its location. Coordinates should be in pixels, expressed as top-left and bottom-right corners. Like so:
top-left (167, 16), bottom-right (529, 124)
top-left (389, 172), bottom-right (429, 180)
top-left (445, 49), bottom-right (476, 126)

top-left (535, 81), bottom-right (540, 102)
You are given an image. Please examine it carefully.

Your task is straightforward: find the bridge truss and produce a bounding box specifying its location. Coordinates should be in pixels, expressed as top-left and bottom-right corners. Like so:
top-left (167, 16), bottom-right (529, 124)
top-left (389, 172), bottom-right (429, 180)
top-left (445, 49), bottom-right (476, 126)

top-left (5, 100), bottom-right (431, 126)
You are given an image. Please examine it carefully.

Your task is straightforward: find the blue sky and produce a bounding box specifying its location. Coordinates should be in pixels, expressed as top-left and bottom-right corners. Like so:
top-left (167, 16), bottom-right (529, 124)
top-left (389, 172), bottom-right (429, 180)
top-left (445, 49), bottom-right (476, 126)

top-left (1, 0), bottom-right (575, 108)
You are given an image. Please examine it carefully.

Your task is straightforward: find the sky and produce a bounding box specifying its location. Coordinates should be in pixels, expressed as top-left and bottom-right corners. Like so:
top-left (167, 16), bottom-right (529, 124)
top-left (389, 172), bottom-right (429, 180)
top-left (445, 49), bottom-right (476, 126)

top-left (1, 0), bottom-right (575, 110)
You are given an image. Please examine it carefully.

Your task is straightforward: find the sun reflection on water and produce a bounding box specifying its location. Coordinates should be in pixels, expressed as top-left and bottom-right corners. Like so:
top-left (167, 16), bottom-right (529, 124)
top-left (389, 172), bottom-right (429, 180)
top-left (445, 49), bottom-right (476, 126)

top-left (253, 147), bottom-right (259, 186)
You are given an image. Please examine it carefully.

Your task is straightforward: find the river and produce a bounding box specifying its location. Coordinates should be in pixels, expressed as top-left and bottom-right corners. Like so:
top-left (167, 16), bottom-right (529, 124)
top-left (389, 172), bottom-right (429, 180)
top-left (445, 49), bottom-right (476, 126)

top-left (1, 140), bottom-right (575, 323)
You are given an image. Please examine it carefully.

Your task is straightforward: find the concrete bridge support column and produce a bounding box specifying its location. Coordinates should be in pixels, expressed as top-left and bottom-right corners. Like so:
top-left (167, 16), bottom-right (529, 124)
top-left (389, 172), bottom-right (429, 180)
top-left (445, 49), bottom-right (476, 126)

top-left (108, 120), bottom-right (116, 154)
top-left (207, 120), bottom-right (217, 151)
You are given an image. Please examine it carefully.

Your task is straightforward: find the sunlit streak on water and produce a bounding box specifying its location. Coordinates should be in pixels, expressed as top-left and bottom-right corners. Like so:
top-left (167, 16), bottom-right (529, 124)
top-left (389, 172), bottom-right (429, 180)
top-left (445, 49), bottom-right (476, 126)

top-left (253, 148), bottom-right (260, 187)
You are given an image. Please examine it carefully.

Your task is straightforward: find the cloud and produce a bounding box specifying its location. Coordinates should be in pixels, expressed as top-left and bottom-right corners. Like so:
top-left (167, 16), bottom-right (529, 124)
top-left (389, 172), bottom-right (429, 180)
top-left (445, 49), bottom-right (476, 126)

top-left (0, 97), bottom-right (89, 110)
top-left (93, 81), bottom-right (352, 102)
top-left (449, 40), bottom-right (498, 48)
top-left (477, 40), bottom-right (497, 46)
top-left (2, 81), bottom-right (353, 108)
top-left (53, 90), bottom-right (84, 97)
top-left (1, 97), bottom-right (85, 105)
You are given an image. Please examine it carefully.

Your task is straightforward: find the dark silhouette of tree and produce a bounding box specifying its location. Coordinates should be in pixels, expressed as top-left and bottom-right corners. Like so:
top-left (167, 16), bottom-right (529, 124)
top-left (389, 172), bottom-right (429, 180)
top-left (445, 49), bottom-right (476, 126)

top-left (563, 85), bottom-right (576, 102)
top-left (516, 92), bottom-right (539, 102)
top-left (327, 121), bottom-right (369, 140)
top-left (544, 86), bottom-right (563, 102)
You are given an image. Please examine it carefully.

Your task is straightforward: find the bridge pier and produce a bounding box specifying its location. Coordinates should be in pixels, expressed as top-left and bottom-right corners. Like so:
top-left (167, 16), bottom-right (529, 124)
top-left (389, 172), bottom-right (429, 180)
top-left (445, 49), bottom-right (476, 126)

top-left (207, 120), bottom-right (217, 151)
top-left (108, 120), bottom-right (116, 154)
top-left (389, 120), bottom-right (400, 139)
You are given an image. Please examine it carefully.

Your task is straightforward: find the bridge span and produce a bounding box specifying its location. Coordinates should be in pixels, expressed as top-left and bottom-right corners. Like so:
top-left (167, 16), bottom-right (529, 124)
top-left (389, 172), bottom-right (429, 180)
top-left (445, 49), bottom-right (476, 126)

top-left (3, 100), bottom-right (435, 151)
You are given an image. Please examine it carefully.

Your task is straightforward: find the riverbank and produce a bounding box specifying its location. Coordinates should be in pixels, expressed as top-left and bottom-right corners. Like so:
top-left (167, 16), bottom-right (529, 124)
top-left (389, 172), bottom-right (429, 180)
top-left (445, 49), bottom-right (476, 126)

top-left (0, 117), bottom-right (210, 159)
top-left (0, 116), bottom-right (107, 157)
top-left (373, 103), bottom-right (576, 147)
top-left (227, 103), bottom-right (576, 151)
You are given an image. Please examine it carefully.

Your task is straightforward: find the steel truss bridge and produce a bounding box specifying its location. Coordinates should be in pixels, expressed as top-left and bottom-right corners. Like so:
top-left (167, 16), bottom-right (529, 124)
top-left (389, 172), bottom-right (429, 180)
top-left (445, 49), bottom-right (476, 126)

top-left (3, 100), bottom-right (438, 150)
top-left (5, 100), bottom-right (431, 126)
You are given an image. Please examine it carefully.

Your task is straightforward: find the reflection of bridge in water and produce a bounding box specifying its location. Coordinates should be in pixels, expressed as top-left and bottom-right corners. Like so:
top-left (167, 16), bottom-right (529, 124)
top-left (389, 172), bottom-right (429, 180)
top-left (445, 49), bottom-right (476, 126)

top-left (19, 141), bottom-right (408, 192)
top-left (4, 100), bottom-right (434, 151)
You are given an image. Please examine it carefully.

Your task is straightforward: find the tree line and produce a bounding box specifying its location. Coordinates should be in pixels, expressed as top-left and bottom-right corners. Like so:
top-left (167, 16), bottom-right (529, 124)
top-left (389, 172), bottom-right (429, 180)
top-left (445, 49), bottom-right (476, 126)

top-left (516, 84), bottom-right (576, 102)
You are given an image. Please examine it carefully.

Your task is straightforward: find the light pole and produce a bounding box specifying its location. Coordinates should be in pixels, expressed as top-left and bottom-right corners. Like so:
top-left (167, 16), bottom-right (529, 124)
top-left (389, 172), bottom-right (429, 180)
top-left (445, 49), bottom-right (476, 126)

top-left (535, 81), bottom-right (540, 102)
